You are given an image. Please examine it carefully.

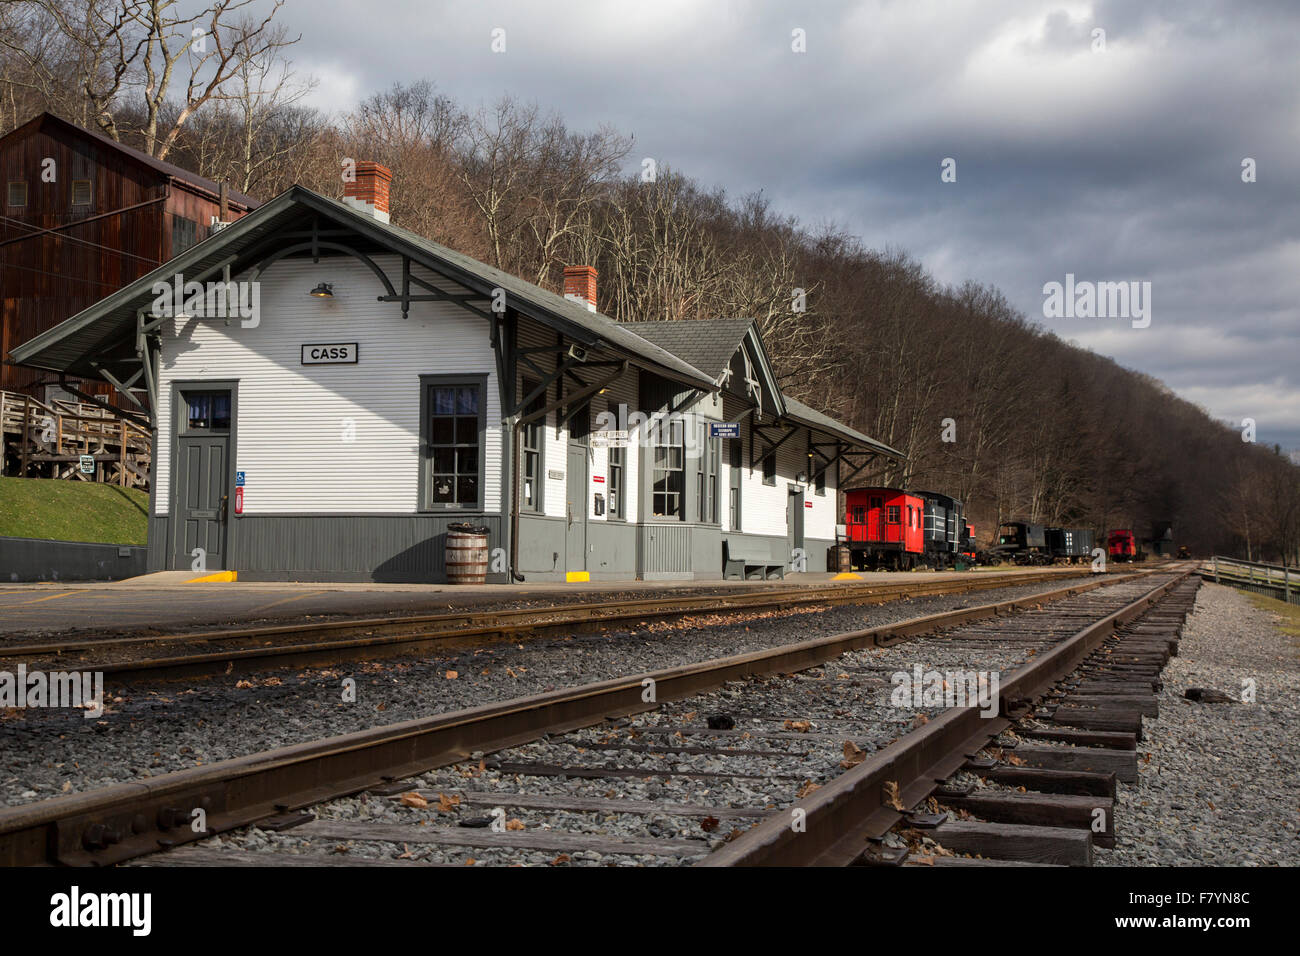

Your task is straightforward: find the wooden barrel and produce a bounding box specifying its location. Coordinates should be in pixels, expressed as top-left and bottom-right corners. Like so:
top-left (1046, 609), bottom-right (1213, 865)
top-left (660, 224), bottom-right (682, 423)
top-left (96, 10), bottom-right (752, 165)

top-left (445, 531), bottom-right (489, 584)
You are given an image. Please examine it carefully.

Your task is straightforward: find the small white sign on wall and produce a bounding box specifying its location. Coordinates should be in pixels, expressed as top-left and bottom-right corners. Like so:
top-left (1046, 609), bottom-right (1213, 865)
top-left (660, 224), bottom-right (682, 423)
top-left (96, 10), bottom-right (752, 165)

top-left (301, 343), bottom-right (358, 365)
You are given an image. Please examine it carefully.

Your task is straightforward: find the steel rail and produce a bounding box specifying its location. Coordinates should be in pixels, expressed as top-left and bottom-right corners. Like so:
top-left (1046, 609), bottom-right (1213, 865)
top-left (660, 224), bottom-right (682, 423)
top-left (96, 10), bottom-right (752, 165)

top-left (1, 568), bottom-right (1102, 681)
top-left (698, 568), bottom-right (1192, 867)
top-left (0, 569), bottom-right (1158, 867)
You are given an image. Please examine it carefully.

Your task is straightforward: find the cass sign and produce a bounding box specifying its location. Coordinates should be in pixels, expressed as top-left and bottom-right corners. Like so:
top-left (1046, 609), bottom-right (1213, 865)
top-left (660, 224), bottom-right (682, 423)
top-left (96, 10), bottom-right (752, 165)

top-left (301, 343), bottom-right (358, 365)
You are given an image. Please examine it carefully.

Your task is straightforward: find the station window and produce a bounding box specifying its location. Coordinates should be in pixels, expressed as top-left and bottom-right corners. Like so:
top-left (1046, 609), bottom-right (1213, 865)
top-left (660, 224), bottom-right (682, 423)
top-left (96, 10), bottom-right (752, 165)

top-left (521, 378), bottom-right (545, 512)
top-left (697, 425), bottom-right (719, 523)
top-left (7, 181), bottom-right (26, 207)
top-left (728, 439), bottom-right (742, 532)
top-left (608, 444), bottom-right (624, 519)
top-left (887, 505), bottom-right (901, 524)
top-left (421, 380), bottom-right (483, 510)
top-left (761, 450), bottom-right (776, 485)
top-left (814, 468), bottom-right (826, 496)
top-left (71, 179), bottom-right (92, 207)
top-left (651, 417), bottom-right (684, 518)
top-left (182, 391), bottom-right (231, 432)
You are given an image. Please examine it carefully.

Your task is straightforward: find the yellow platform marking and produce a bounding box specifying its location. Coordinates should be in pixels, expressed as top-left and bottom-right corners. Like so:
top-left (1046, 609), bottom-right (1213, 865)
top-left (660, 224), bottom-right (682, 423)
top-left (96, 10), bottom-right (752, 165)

top-left (0, 591), bottom-right (86, 608)
top-left (565, 571), bottom-right (591, 583)
top-left (831, 572), bottom-right (863, 581)
top-left (186, 570), bottom-right (238, 583)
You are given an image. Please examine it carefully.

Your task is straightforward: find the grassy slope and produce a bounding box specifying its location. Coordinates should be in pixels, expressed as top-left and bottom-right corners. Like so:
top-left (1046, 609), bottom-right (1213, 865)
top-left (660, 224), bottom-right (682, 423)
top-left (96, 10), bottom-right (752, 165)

top-left (0, 477), bottom-right (149, 545)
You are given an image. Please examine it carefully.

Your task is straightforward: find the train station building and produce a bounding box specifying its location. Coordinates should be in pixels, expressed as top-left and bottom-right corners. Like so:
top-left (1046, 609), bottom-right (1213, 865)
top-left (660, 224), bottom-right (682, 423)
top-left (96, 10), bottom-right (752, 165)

top-left (10, 164), bottom-right (902, 583)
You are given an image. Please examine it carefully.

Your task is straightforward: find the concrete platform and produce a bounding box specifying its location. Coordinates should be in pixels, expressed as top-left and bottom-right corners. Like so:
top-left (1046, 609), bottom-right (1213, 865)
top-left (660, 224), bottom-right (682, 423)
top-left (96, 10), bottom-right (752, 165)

top-left (0, 566), bottom-right (1091, 640)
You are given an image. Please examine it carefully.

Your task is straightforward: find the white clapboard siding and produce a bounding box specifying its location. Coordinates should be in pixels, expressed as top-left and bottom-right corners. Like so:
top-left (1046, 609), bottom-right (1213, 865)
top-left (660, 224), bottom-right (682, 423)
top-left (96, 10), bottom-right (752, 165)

top-left (155, 255), bottom-right (500, 515)
top-left (805, 455), bottom-right (838, 540)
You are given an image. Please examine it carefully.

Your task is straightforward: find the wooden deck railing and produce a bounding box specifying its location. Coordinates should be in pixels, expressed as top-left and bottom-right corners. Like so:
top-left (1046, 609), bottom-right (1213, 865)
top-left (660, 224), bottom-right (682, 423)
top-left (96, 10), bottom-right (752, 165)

top-left (0, 390), bottom-right (152, 489)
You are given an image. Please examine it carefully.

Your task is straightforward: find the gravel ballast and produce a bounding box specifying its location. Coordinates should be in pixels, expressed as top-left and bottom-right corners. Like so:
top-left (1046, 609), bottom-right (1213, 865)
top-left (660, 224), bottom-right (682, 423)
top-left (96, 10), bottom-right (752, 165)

top-left (1, 578), bottom-right (1091, 808)
top-left (1098, 583), bottom-right (1300, 866)
top-left (136, 579), bottom-right (1164, 866)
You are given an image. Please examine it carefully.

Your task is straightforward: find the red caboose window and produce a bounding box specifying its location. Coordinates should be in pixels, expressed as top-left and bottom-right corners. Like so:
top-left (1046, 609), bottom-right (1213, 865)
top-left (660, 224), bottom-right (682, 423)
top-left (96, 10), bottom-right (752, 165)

top-left (887, 505), bottom-right (900, 524)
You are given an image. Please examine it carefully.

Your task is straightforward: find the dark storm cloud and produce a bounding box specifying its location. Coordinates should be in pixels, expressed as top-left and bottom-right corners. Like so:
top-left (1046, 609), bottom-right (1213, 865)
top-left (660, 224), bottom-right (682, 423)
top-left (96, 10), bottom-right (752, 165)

top-left (264, 0), bottom-right (1300, 447)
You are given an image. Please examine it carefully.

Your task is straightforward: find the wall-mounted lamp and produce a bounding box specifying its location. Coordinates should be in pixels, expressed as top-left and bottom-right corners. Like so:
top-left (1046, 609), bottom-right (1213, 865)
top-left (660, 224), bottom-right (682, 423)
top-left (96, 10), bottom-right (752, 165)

top-left (310, 283), bottom-right (333, 298)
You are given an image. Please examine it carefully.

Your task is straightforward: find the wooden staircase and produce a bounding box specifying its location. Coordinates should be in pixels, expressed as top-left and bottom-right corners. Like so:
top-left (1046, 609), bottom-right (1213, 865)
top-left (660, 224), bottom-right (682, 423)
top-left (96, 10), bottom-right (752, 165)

top-left (0, 390), bottom-right (151, 489)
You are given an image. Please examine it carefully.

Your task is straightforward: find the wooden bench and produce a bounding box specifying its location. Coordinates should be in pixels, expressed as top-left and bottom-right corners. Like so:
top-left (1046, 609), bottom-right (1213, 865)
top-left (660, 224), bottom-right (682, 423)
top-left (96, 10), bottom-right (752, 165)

top-left (724, 539), bottom-right (785, 581)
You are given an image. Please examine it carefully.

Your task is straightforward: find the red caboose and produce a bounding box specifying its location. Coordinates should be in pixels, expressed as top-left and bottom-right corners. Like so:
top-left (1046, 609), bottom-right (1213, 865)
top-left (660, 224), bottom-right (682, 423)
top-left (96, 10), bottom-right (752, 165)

top-left (844, 487), bottom-right (925, 570)
top-left (1107, 529), bottom-right (1140, 562)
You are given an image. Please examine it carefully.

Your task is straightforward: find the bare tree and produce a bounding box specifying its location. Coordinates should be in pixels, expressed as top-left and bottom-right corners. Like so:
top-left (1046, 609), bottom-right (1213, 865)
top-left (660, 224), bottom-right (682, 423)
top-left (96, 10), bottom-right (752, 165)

top-left (2, 0), bottom-right (301, 158)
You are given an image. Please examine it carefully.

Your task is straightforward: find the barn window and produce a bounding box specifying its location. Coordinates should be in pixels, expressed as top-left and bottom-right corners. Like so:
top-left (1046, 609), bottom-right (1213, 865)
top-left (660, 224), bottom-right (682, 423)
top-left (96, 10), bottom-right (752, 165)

top-left (608, 444), bottom-right (625, 519)
top-left (71, 180), bottom-right (91, 206)
top-left (521, 378), bottom-right (545, 512)
top-left (420, 378), bottom-right (485, 511)
top-left (172, 216), bottom-right (199, 255)
top-left (651, 417), bottom-right (684, 518)
top-left (6, 181), bottom-right (26, 207)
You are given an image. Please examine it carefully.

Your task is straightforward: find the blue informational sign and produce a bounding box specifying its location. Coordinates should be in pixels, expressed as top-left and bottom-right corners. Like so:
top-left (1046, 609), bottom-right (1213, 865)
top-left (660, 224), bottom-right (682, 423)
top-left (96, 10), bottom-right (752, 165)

top-left (235, 471), bottom-right (246, 487)
top-left (710, 423), bottom-right (741, 438)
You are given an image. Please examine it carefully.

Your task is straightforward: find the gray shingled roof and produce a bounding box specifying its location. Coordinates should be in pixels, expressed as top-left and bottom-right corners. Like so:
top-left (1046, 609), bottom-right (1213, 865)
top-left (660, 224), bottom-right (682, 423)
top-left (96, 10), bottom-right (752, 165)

top-left (622, 317), bottom-right (904, 460)
top-left (782, 396), bottom-right (905, 459)
top-left (620, 318), bottom-right (755, 379)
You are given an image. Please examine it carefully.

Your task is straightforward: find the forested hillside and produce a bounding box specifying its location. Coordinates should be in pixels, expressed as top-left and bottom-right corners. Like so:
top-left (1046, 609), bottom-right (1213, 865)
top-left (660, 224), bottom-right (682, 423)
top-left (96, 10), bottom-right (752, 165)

top-left (3, 2), bottom-right (1297, 560)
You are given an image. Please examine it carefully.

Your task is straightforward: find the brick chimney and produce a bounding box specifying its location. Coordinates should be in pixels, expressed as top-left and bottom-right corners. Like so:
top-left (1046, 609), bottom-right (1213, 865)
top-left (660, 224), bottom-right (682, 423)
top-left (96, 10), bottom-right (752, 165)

top-left (563, 265), bottom-right (598, 312)
top-left (342, 161), bottom-right (393, 223)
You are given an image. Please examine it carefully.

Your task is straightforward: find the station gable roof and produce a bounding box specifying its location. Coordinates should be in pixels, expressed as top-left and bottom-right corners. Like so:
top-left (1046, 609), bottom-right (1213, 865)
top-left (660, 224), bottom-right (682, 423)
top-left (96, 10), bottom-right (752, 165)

top-left (622, 318), bottom-right (904, 461)
top-left (9, 185), bottom-right (715, 390)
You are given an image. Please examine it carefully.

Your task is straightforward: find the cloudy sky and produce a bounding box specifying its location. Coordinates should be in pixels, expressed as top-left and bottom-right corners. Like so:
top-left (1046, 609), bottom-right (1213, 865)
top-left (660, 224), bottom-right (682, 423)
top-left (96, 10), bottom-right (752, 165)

top-left (267, 0), bottom-right (1299, 450)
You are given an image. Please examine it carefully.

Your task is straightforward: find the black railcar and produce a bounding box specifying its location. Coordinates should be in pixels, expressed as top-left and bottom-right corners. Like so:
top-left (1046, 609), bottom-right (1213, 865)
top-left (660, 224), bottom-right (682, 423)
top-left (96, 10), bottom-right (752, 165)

top-left (1046, 527), bottom-right (1095, 563)
top-left (995, 521), bottom-right (1051, 564)
top-left (917, 490), bottom-right (965, 569)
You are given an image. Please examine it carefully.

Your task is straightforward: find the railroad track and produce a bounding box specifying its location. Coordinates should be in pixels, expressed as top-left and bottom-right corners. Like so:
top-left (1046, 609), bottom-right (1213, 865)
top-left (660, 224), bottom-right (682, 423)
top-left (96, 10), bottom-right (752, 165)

top-left (0, 566), bottom-right (1188, 867)
top-left (0, 567), bottom-right (1107, 682)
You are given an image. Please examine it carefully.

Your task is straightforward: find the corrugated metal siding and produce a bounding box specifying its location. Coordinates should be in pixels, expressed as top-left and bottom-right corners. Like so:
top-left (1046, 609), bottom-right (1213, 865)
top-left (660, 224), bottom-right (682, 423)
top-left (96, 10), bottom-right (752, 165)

top-left (155, 255), bottom-right (501, 516)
